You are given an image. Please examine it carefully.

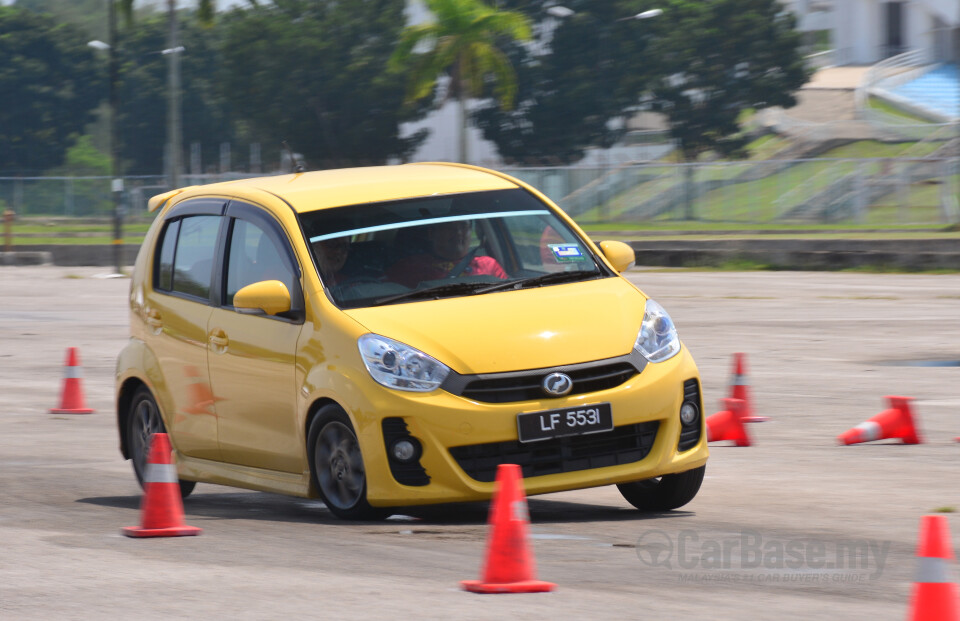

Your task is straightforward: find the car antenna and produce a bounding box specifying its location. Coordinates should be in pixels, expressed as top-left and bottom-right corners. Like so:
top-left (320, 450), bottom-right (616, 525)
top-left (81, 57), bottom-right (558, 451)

top-left (281, 141), bottom-right (305, 173)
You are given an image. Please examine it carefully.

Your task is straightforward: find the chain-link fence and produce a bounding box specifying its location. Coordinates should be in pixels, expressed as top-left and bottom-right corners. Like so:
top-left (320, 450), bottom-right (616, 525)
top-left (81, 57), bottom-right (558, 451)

top-left (3, 157), bottom-right (960, 227)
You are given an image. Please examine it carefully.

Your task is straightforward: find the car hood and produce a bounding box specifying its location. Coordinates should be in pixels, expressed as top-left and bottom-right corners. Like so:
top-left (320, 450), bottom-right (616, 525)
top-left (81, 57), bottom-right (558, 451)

top-left (343, 276), bottom-right (648, 374)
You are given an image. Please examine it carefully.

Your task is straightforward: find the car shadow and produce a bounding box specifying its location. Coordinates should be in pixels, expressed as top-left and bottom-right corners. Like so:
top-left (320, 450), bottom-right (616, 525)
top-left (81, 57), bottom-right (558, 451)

top-left (79, 491), bottom-right (696, 527)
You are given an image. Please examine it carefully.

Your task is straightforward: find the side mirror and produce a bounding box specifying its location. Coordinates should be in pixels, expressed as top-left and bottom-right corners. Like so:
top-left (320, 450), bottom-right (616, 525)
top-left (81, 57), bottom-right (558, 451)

top-left (598, 240), bottom-right (636, 273)
top-left (234, 280), bottom-right (291, 316)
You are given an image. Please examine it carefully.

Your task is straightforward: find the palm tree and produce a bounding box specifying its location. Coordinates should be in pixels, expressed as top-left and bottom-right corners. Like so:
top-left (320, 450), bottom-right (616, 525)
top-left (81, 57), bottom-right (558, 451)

top-left (390, 0), bottom-right (531, 164)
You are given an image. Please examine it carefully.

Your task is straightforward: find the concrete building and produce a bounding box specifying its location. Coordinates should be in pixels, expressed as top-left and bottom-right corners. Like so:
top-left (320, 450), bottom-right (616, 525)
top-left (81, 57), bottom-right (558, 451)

top-left (832, 0), bottom-right (960, 64)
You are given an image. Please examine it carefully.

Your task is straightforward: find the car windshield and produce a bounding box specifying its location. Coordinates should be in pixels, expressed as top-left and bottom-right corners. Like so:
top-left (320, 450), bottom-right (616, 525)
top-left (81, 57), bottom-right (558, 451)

top-left (298, 188), bottom-right (610, 309)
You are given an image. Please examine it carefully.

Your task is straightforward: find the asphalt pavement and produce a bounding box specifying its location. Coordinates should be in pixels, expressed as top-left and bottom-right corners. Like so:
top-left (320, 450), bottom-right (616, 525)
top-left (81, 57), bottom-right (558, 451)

top-left (1, 265), bottom-right (958, 620)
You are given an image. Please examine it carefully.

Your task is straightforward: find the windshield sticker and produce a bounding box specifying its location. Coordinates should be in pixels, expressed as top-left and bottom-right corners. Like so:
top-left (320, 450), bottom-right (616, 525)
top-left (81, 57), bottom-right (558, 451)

top-left (549, 243), bottom-right (584, 262)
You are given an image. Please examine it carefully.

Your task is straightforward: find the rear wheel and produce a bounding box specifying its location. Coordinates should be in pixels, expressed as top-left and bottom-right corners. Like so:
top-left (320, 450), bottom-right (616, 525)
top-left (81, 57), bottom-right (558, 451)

top-left (126, 386), bottom-right (197, 499)
top-left (617, 465), bottom-right (705, 512)
top-left (308, 404), bottom-right (390, 520)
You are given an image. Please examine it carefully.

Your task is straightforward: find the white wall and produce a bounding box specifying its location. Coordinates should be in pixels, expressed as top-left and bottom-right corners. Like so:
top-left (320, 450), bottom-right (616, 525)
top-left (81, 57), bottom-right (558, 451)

top-left (833, 0), bottom-right (960, 65)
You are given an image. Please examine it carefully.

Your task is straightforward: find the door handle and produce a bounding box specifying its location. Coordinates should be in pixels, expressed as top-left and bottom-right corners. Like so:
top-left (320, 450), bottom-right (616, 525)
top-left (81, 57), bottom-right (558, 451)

top-left (145, 309), bottom-right (163, 332)
top-left (209, 329), bottom-right (229, 351)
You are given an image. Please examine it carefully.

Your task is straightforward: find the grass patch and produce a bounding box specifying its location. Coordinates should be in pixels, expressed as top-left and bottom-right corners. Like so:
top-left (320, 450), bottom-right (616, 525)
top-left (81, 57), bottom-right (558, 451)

top-left (745, 134), bottom-right (791, 160)
top-left (866, 97), bottom-right (938, 125)
top-left (818, 140), bottom-right (941, 159)
top-left (8, 236), bottom-right (144, 245)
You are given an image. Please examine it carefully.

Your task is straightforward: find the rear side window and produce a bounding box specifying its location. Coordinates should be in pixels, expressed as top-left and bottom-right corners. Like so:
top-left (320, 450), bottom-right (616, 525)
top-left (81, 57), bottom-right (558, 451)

top-left (154, 215), bottom-right (222, 300)
top-left (156, 219), bottom-right (180, 291)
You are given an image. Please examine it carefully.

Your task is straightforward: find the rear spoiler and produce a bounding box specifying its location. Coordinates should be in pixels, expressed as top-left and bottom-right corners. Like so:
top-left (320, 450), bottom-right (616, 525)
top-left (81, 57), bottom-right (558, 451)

top-left (147, 188), bottom-right (188, 213)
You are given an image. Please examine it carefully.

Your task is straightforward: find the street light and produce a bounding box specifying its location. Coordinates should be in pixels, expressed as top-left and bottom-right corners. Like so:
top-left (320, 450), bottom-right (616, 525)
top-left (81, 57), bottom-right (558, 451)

top-left (87, 0), bottom-right (123, 276)
top-left (547, 6), bottom-right (663, 20)
top-left (545, 5), bottom-right (574, 18)
top-left (619, 9), bottom-right (664, 21)
top-left (166, 3), bottom-right (184, 191)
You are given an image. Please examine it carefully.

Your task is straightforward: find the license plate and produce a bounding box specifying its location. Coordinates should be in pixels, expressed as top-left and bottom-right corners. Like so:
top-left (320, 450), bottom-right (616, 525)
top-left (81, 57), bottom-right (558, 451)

top-left (517, 403), bottom-right (613, 443)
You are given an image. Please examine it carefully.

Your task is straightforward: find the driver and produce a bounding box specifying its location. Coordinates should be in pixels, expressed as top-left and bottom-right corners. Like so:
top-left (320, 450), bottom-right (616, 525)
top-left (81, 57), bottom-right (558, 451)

top-left (386, 220), bottom-right (506, 288)
top-left (312, 237), bottom-right (350, 285)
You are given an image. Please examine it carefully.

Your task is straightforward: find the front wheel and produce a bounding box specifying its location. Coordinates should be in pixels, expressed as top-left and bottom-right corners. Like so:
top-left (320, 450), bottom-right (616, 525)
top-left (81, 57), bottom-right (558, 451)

top-left (308, 405), bottom-right (390, 520)
top-left (126, 386), bottom-right (197, 499)
top-left (617, 465), bottom-right (705, 512)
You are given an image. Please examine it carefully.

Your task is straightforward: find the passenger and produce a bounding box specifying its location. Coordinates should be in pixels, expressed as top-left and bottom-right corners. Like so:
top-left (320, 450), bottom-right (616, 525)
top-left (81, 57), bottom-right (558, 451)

top-left (312, 237), bottom-right (350, 285)
top-left (386, 220), bottom-right (507, 288)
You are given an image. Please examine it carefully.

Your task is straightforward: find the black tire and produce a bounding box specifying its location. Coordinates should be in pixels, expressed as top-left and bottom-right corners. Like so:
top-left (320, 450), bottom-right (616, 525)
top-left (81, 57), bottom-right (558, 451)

top-left (617, 465), bottom-right (705, 512)
top-left (307, 404), bottom-right (390, 520)
top-left (126, 386), bottom-right (197, 499)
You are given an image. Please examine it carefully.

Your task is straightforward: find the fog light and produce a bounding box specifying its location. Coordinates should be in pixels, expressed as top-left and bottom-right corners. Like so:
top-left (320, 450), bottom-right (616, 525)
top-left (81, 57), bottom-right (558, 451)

top-left (680, 402), bottom-right (699, 425)
top-left (390, 438), bottom-right (421, 463)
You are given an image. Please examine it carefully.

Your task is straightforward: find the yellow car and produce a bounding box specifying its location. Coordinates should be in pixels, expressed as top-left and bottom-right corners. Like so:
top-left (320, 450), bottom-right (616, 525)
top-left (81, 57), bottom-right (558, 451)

top-left (116, 162), bottom-right (707, 520)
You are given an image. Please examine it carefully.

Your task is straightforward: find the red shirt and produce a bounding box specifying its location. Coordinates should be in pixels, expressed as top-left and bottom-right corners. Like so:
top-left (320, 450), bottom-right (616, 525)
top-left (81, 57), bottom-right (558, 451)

top-left (386, 254), bottom-right (507, 288)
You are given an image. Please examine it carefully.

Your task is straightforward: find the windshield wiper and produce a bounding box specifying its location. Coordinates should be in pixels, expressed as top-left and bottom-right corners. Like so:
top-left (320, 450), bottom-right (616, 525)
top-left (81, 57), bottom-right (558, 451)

top-left (369, 270), bottom-right (604, 306)
top-left (370, 282), bottom-right (491, 306)
top-left (473, 270), bottom-right (604, 294)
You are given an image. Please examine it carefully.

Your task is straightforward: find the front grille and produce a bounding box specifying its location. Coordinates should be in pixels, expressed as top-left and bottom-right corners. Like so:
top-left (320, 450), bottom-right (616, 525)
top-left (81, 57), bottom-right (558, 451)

top-left (381, 418), bottom-right (430, 487)
top-left (441, 350), bottom-right (646, 404)
top-left (449, 421), bottom-right (659, 482)
top-left (678, 378), bottom-right (703, 452)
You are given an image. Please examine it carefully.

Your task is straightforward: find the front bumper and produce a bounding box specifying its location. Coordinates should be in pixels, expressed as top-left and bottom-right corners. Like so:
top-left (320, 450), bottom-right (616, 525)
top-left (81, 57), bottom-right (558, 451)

top-left (335, 346), bottom-right (708, 507)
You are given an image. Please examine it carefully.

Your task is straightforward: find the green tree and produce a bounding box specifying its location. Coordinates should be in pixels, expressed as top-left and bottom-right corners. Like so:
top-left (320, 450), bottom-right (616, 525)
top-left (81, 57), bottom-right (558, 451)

top-left (13, 0), bottom-right (107, 39)
top-left (220, 0), bottom-right (431, 169)
top-left (389, 0), bottom-right (531, 163)
top-left (651, 0), bottom-right (810, 162)
top-left (60, 134), bottom-right (111, 175)
top-left (0, 7), bottom-right (104, 173)
top-left (474, 1), bottom-right (656, 164)
top-left (649, 0), bottom-right (810, 218)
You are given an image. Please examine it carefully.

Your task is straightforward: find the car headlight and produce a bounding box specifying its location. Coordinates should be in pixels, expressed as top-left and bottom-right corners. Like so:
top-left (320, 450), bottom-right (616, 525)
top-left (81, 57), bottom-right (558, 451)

top-left (358, 334), bottom-right (450, 392)
top-left (634, 299), bottom-right (681, 363)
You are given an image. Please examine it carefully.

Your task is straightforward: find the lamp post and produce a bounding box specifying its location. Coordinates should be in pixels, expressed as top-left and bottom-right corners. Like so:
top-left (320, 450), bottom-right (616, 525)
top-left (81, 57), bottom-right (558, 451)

top-left (166, 0), bottom-right (183, 190)
top-left (88, 0), bottom-right (123, 276)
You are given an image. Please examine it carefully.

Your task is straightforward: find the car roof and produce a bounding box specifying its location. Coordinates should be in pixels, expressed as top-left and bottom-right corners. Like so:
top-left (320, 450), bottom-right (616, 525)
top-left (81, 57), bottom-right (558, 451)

top-left (154, 163), bottom-right (520, 214)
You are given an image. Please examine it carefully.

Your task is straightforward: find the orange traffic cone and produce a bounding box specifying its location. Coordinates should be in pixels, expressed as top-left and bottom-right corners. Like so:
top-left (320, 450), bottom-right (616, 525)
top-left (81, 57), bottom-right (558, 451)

top-left (706, 398), bottom-right (752, 447)
top-left (728, 352), bottom-right (768, 423)
top-left (50, 347), bottom-right (94, 414)
top-left (461, 463), bottom-right (555, 594)
top-left (122, 433), bottom-right (201, 538)
top-left (837, 396), bottom-right (922, 445)
top-left (907, 515), bottom-right (959, 621)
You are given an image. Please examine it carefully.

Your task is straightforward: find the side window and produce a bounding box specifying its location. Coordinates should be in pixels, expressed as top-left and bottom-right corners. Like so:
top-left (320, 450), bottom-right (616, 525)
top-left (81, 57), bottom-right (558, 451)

top-left (171, 215), bottom-right (221, 300)
top-left (225, 218), bottom-right (294, 306)
top-left (156, 219), bottom-right (180, 291)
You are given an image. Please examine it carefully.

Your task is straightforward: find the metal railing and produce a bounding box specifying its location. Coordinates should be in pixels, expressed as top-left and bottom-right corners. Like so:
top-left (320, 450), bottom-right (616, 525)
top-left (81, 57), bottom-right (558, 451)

top-left (5, 155), bottom-right (958, 228)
